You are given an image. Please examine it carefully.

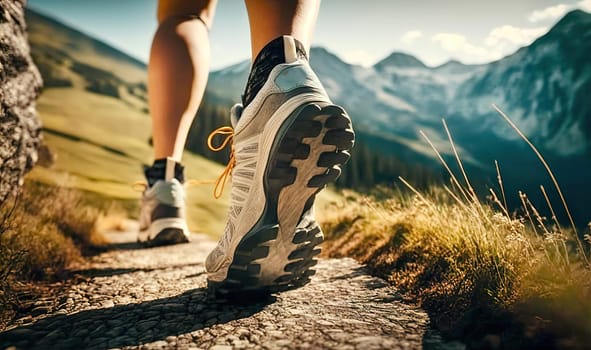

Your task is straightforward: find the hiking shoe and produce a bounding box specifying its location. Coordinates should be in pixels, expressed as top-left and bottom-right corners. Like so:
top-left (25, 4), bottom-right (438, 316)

top-left (139, 158), bottom-right (190, 245)
top-left (206, 36), bottom-right (355, 295)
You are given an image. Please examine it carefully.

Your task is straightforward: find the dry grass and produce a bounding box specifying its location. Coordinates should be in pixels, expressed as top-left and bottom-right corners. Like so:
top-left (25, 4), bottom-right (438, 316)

top-left (320, 187), bottom-right (591, 348)
top-left (93, 201), bottom-right (131, 235)
top-left (320, 110), bottom-right (591, 348)
top-left (0, 180), bottom-right (121, 328)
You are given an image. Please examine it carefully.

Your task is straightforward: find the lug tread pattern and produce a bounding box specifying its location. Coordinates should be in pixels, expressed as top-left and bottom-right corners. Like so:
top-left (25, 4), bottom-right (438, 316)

top-left (209, 103), bottom-right (355, 297)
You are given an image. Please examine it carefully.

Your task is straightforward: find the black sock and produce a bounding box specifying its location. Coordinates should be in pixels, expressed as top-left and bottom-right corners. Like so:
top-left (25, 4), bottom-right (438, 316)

top-left (144, 158), bottom-right (185, 186)
top-left (241, 36), bottom-right (308, 109)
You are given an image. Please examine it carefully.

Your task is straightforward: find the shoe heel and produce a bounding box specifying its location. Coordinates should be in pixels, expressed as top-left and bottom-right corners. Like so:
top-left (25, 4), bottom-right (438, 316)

top-left (150, 228), bottom-right (189, 246)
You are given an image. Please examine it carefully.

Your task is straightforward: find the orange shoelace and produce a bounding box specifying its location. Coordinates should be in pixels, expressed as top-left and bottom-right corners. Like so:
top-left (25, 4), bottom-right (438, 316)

top-left (207, 126), bottom-right (235, 199)
top-left (133, 126), bottom-right (235, 199)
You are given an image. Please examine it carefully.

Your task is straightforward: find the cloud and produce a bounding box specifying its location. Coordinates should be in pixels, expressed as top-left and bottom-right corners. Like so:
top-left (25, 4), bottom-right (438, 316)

top-left (528, 1), bottom-right (591, 23)
top-left (432, 24), bottom-right (545, 63)
top-left (485, 25), bottom-right (547, 48)
top-left (528, 4), bottom-right (570, 23)
top-left (431, 1), bottom-right (590, 64)
top-left (401, 30), bottom-right (423, 44)
top-left (341, 49), bottom-right (376, 67)
top-left (431, 33), bottom-right (490, 58)
top-left (578, 0), bottom-right (591, 11)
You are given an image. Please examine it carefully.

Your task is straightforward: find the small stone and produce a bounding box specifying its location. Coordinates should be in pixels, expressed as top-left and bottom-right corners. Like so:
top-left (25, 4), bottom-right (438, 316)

top-left (149, 340), bottom-right (168, 347)
top-left (209, 345), bottom-right (233, 350)
top-left (352, 336), bottom-right (395, 350)
top-left (261, 321), bottom-right (275, 328)
top-left (232, 338), bottom-right (250, 347)
top-left (274, 339), bottom-right (293, 347)
top-left (267, 330), bottom-right (284, 338)
top-left (236, 328), bottom-right (250, 339)
top-left (100, 300), bottom-right (115, 308)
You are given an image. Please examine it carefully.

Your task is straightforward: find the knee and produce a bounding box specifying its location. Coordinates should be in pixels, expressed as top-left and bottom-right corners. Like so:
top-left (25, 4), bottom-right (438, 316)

top-left (157, 0), bottom-right (217, 27)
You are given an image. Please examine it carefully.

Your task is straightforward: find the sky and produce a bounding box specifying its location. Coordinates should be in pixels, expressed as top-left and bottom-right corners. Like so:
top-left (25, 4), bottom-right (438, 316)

top-left (27, 0), bottom-right (591, 70)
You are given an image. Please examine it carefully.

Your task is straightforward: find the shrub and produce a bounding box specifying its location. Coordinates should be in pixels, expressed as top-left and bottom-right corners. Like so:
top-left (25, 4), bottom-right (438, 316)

top-left (320, 110), bottom-right (591, 348)
top-left (0, 180), bottom-right (110, 328)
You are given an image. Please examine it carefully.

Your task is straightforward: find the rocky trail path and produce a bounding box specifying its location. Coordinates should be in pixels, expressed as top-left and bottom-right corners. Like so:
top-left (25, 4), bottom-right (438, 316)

top-left (0, 223), bottom-right (458, 349)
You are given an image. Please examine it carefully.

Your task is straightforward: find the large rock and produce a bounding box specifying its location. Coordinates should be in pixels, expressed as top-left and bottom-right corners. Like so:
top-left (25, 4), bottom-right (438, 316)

top-left (0, 0), bottom-right (42, 202)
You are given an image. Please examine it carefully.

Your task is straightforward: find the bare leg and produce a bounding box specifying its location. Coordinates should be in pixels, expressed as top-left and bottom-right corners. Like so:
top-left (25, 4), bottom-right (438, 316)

top-left (244, 0), bottom-right (320, 58)
top-left (148, 0), bottom-right (217, 162)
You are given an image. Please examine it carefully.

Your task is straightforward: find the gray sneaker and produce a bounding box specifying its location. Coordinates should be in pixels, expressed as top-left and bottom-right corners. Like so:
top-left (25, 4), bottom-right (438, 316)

top-left (206, 36), bottom-right (355, 295)
top-left (139, 158), bottom-right (190, 246)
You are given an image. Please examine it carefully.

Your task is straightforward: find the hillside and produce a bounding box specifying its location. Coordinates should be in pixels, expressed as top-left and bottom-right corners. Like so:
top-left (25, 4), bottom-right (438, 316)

top-left (25, 9), bottom-right (230, 235)
top-left (26, 10), bottom-right (147, 84)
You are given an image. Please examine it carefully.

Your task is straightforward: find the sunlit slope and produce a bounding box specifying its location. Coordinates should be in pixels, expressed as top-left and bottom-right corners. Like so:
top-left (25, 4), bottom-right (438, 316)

top-left (28, 87), bottom-right (231, 235)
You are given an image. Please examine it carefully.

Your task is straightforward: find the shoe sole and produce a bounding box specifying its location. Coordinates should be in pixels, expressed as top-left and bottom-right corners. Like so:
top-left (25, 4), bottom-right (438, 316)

top-left (149, 228), bottom-right (190, 247)
top-left (208, 103), bottom-right (354, 296)
top-left (139, 218), bottom-right (190, 246)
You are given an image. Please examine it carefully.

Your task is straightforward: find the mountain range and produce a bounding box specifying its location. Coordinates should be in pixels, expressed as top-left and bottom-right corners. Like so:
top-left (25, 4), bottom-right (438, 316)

top-left (206, 10), bottom-right (591, 225)
top-left (25, 7), bottom-right (591, 225)
top-left (209, 10), bottom-right (591, 156)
